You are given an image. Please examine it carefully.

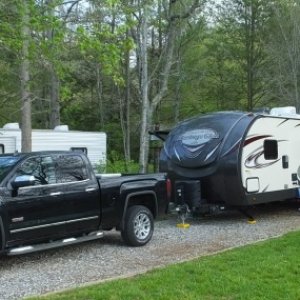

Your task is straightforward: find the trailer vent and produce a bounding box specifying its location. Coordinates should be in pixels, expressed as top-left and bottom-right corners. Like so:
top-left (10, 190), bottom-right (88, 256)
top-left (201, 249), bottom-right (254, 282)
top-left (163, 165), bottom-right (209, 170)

top-left (3, 123), bottom-right (20, 130)
top-left (54, 125), bottom-right (69, 132)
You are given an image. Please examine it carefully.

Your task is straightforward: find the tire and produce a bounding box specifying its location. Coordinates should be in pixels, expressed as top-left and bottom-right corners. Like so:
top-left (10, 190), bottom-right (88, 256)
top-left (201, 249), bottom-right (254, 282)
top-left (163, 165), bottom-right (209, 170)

top-left (121, 205), bottom-right (154, 247)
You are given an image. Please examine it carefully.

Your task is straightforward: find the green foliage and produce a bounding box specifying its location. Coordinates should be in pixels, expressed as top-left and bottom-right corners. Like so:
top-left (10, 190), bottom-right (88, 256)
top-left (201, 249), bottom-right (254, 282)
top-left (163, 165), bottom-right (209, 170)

top-left (29, 231), bottom-right (300, 300)
top-left (0, 0), bottom-right (298, 162)
top-left (75, 17), bottom-right (133, 86)
top-left (263, 0), bottom-right (300, 109)
top-left (96, 150), bottom-right (139, 173)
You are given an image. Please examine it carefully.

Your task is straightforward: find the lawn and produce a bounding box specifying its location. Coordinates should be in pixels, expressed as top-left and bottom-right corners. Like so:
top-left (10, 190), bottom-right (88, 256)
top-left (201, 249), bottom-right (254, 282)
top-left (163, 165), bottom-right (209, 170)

top-left (30, 230), bottom-right (300, 300)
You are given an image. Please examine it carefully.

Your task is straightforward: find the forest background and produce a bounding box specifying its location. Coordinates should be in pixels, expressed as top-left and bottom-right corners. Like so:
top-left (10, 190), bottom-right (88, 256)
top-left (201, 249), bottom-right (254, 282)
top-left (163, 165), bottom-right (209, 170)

top-left (0, 0), bottom-right (299, 172)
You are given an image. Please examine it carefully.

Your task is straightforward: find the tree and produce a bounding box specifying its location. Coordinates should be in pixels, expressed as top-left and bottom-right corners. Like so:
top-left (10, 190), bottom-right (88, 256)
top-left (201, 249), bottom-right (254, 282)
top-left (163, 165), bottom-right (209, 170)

top-left (45, 0), bottom-right (61, 128)
top-left (135, 0), bottom-right (205, 173)
top-left (170, 22), bottom-right (245, 117)
top-left (20, 1), bottom-right (32, 152)
top-left (215, 0), bottom-right (271, 111)
top-left (0, 0), bottom-right (22, 124)
top-left (265, 0), bottom-right (300, 111)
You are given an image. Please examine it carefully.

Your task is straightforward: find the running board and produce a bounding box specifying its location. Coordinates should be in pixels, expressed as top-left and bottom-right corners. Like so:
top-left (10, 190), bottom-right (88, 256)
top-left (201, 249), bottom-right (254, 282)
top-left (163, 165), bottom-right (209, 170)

top-left (7, 231), bottom-right (104, 256)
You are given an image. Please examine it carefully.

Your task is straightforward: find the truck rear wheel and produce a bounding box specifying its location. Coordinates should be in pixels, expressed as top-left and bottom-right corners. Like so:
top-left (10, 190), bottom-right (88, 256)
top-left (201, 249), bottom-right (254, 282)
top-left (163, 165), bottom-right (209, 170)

top-left (121, 205), bottom-right (154, 246)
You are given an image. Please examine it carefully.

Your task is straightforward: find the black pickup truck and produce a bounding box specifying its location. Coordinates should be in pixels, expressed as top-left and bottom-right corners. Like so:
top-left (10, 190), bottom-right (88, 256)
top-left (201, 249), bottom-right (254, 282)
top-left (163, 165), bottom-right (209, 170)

top-left (0, 151), bottom-right (170, 255)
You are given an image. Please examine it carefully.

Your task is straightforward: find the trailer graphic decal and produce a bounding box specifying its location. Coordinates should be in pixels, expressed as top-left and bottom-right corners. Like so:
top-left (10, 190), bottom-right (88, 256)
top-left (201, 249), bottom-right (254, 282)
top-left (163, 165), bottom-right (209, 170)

top-left (205, 142), bottom-right (221, 161)
top-left (277, 119), bottom-right (289, 127)
top-left (243, 135), bottom-right (272, 147)
top-left (220, 139), bottom-right (241, 158)
top-left (262, 185), bottom-right (269, 192)
top-left (173, 140), bottom-right (206, 159)
top-left (180, 129), bottom-right (219, 146)
top-left (244, 146), bottom-right (280, 169)
top-left (166, 128), bottom-right (221, 160)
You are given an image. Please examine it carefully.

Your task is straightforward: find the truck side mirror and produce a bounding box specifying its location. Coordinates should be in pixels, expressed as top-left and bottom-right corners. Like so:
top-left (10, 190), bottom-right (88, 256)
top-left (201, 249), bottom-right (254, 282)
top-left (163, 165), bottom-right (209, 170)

top-left (12, 175), bottom-right (35, 189)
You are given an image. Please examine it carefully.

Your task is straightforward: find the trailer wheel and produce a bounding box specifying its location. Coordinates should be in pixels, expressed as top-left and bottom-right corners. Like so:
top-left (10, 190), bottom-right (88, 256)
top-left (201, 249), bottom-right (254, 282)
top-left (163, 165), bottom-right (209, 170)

top-left (121, 205), bottom-right (154, 247)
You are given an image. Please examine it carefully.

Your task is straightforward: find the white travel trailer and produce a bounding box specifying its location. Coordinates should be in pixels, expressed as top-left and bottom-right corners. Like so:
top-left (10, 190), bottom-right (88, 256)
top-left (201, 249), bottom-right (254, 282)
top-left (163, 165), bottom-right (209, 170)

top-left (158, 107), bottom-right (300, 213)
top-left (0, 123), bottom-right (106, 166)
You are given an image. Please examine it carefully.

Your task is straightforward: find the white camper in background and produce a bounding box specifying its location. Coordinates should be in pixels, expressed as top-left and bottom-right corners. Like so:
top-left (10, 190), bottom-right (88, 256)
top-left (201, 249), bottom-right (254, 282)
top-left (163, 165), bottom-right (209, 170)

top-left (0, 123), bottom-right (106, 166)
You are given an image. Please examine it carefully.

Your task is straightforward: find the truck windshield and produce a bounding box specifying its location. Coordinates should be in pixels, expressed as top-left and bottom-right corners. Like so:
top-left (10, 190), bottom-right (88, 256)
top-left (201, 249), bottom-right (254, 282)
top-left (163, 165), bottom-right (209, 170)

top-left (0, 156), bottom-right (21, 182)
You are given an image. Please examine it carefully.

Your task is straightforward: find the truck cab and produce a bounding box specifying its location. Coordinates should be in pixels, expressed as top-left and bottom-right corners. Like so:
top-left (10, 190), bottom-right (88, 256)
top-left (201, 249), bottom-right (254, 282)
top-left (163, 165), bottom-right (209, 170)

top-left (0, 151), bottom-right (170, 255)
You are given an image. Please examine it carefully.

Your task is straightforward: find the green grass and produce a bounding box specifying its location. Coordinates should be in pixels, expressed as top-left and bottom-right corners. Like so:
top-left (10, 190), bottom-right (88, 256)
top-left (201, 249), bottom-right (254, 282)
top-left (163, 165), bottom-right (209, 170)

top-left (30, 231), bottom-right (300, 300)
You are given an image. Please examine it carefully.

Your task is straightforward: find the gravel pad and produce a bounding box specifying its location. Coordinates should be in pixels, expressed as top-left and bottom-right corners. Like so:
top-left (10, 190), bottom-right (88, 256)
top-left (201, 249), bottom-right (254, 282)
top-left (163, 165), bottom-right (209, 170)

top-left (0, 202), bottom-right (300, 299)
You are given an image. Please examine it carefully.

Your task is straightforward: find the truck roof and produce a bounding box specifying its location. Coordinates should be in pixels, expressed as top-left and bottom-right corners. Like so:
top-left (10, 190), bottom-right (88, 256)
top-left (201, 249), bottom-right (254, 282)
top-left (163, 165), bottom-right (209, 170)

top-left (0, 150), bottom-right (78, 158)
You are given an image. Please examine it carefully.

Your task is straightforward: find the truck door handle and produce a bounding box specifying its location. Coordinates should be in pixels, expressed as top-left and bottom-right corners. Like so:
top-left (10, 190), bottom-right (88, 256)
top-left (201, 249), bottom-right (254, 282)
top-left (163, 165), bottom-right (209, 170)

top-left (50, 192), bottom-right (62, 196)
top-left (85, 188), bottom-right (96, 192)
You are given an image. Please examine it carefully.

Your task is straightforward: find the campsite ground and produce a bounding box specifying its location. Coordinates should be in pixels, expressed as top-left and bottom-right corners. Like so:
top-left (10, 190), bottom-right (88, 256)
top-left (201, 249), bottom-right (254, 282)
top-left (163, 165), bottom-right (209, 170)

top-left (1, 201), bottom-right (300, 299)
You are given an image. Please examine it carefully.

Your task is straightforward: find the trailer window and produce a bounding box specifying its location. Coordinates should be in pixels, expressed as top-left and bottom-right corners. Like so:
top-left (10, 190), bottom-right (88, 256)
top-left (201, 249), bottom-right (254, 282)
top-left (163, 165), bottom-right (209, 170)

top-left (0, 144), bottom-right (4, 154)
top-left (264, 140), bottom-right (278, 160)
top-left (71, 147), bottom-right (87, 155)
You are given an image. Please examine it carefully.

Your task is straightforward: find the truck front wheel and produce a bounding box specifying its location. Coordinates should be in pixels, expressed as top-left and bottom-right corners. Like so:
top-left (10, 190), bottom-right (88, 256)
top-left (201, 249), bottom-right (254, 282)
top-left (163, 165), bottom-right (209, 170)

top-left (121, 205), bottom-right (154, 246)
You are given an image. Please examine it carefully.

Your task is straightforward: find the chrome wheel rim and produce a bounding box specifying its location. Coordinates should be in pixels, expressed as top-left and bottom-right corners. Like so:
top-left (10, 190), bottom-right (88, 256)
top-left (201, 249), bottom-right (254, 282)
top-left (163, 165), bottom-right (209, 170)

top-left (134, 213), bottom-right (151, 240)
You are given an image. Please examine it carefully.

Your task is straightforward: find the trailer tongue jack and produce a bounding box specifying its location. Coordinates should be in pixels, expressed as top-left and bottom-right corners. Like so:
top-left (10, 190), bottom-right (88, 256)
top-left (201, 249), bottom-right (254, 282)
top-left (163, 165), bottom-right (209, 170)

top-left (239, 208), bottom-right (256, 224)
top-left (176, 204), bottom-right (191, 228)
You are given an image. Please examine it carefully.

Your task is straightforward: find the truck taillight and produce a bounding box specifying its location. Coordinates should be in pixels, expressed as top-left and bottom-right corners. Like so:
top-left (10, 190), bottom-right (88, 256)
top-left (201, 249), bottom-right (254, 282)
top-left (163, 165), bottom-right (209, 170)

top-left (166, 178), bottom-right (172, 199)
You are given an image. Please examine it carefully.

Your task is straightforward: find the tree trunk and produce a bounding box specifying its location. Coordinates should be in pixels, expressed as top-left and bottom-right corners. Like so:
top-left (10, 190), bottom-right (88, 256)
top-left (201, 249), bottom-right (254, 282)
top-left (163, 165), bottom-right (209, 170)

top-left (47, 1), bottom-right (61, 128)
top-left (95, 65), bottom-right (104, 128)
top-left (121, 14), bottom-right (131, 164)
top-left (139, 4), bottom-right (150, 173)
top-left (246, 2), bottom-right (255, 111)
top-left (20, 1), bottom-right (32, 152)
top-left (139, 20), bottom-right (177, 172)
top-left (124, 38), bottom-right (131, 162)
top-left (174, 47), bottom-right (182, 123)
top-left (151, 22), bottom-right (177, 112)
top-left (49, 67), bottom-right (60, 128)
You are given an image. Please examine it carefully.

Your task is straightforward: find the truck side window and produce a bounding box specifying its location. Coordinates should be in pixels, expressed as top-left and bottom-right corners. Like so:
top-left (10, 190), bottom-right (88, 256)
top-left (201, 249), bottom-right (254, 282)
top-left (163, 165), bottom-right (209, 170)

top-left (0, 144), bottom-right (4, 154)
top-left (56, 155), bottom-right (88, 183)
top-left (264, 140), bottom-right (278, 160)
top-left (16, 156), bottom-right (56, 185)
top-left (42, 156), bottom-right (57, 184)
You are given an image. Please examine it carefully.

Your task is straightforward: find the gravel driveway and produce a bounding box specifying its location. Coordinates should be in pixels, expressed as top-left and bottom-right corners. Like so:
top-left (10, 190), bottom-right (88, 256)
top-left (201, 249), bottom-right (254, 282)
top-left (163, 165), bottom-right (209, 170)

top-left (1, 202), bottom-right (300, 299)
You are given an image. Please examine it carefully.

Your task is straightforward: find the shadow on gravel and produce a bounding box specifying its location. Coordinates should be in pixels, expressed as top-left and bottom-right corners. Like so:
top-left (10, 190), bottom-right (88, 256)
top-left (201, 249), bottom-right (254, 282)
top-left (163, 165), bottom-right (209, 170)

top-left (170, 200), bottom-right (300, 225)
top-left (0, 231), bottom-right (125, 268)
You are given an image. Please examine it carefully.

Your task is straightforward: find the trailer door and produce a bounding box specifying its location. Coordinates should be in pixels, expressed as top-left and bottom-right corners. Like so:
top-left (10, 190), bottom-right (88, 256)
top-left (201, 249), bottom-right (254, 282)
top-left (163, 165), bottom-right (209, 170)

top-left (0, 137), bottom-right (16, 153)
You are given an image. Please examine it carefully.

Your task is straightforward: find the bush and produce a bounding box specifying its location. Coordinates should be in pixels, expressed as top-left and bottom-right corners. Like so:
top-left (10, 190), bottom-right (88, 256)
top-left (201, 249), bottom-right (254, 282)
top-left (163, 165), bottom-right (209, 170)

top-left (96, 151), bottom-right (139, 174)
